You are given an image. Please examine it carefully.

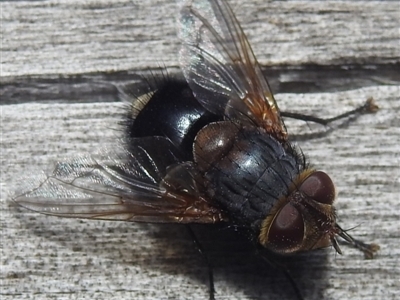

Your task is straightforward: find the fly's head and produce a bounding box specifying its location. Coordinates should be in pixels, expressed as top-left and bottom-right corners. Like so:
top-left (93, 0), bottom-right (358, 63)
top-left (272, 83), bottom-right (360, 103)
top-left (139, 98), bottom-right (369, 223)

top-left (259, 170), bottom-right (379, 258)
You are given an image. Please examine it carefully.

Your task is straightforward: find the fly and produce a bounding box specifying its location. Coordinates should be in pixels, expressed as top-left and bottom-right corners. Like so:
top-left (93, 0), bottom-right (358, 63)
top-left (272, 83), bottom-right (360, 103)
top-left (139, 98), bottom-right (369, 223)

top-left (12, 1), bottom-right (379, 299)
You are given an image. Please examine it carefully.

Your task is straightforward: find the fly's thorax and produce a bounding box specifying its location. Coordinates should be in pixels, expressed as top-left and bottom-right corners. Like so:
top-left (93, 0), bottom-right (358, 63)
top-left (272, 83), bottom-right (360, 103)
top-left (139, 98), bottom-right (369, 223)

top-left (193, 121), bottom-right (305, 229)
top-left (259, 170), bottom-right (339, 255)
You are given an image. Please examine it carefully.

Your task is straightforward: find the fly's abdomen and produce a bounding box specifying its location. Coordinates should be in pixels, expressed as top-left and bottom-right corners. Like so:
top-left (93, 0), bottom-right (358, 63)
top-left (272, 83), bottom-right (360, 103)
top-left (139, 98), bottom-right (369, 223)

top-left (125, 79), bottom-right (222, 161)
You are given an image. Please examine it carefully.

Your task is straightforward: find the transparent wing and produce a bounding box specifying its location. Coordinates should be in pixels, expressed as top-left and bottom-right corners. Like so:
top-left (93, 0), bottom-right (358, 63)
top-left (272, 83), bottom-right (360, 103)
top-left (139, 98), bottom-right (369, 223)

top-left (178, 0), bottom-right (287, 140)
top-left (12, 138), bottom-right (225, 224)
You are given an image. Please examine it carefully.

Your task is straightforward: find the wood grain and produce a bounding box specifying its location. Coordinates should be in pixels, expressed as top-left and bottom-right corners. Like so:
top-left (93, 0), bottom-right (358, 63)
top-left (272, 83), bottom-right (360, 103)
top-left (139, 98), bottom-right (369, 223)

top-left (1, 1), bottom-right (399, 300)
top-left (2, 0), bottom-right (399, 77)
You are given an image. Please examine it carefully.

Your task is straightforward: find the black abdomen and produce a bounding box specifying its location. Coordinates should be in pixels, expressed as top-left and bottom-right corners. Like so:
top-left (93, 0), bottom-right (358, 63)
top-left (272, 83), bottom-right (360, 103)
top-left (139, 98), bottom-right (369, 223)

top-left (126, 80), bottom-right (222, 161)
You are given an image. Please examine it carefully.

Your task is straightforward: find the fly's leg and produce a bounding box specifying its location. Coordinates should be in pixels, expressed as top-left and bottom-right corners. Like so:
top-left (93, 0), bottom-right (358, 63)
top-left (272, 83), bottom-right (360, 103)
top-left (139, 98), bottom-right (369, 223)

top-left (281, 97), bottom-right (378, 125)
top-left (186, 225), bottom-right (215, 300)
top-left (256, 245), bottom-right (304, 300)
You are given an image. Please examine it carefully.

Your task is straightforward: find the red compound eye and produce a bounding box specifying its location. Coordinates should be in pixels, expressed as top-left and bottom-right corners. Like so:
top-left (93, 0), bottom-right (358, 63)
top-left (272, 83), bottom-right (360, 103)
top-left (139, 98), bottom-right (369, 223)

top-left (268, 203), bottom-right (304, 250)
top-left (300, 171), bottom-right (335, 205)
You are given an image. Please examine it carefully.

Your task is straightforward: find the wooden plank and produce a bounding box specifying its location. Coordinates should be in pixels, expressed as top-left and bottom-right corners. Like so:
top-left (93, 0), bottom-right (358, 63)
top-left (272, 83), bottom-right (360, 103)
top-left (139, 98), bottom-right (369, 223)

top-left (3, 85), bottom-right (399, 300)
top-left (2, 0), bottom-right (399, 77)
top-left (1, 1), bottom-right (399, 300)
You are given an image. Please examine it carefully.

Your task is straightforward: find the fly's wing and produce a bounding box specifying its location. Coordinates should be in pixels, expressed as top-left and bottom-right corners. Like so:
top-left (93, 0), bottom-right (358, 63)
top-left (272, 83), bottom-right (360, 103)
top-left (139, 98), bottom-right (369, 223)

top-left (12, 137), bottom-right (225, 224)
top-left (178, 0), bottom-right (287, 140)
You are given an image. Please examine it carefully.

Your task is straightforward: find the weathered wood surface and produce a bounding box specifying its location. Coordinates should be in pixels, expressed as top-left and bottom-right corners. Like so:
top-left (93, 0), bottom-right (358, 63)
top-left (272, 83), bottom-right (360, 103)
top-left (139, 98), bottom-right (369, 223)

top-left (1, 1), bottom-right (399, 300)
top-left (2, 0), bottom-right (399, 77)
